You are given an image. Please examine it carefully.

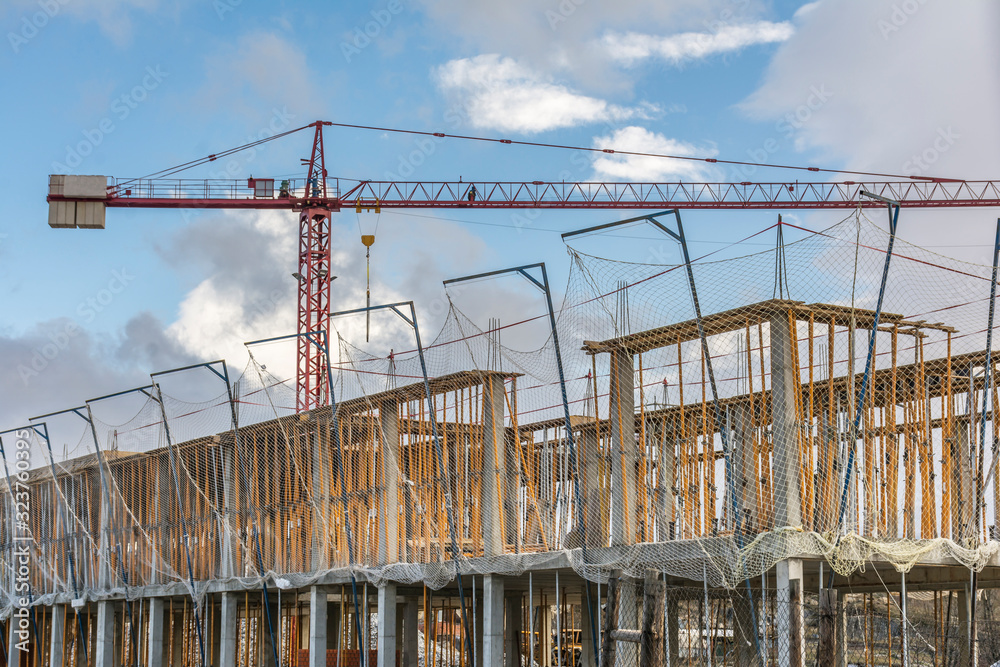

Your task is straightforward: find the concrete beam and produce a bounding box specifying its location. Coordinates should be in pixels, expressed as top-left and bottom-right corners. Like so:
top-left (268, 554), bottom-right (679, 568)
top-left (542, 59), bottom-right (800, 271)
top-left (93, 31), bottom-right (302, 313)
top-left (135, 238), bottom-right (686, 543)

top-left (220, 593), bottom-right (239, 667)
top-left (377, 584), bottom-right (397, 667)
top-left (483, 575), bottom-right (504, 667)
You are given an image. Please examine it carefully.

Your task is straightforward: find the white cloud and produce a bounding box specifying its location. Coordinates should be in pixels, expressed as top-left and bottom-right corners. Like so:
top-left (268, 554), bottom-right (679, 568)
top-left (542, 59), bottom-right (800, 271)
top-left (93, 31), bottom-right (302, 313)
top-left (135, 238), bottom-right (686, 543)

top-left (198, 31), bottom-right (323, 120)
top-left (600, 21), bottom-right (794, 67)
top-left (590, 126), bottom-right (718, 180)
top-left (434, 54), bottom-right (658, 133)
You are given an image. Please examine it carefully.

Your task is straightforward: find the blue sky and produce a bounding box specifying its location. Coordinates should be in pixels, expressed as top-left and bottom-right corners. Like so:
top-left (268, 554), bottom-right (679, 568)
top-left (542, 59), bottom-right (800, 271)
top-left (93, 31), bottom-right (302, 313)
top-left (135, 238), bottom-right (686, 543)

top-left (1, 0), bottom-right (999, 437)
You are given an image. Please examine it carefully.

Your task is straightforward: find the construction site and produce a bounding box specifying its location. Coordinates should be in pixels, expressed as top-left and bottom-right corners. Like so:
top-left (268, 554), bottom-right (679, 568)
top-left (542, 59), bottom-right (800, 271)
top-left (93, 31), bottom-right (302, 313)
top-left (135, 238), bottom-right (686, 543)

top-left (6, 122), bottom-right (1000, 667)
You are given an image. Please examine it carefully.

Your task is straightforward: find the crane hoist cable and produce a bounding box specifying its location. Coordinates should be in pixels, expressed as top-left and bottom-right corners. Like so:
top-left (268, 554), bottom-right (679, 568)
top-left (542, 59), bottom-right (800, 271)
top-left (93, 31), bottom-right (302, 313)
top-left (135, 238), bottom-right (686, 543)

top-left (356, 198), bottom-right (381, 341)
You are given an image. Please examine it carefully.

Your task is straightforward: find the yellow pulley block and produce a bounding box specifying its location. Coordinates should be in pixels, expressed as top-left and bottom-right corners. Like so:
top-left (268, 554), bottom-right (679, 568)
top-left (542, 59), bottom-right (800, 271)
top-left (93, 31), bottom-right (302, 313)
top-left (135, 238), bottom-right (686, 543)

top-left (361, 234), bottom-right (375, 247)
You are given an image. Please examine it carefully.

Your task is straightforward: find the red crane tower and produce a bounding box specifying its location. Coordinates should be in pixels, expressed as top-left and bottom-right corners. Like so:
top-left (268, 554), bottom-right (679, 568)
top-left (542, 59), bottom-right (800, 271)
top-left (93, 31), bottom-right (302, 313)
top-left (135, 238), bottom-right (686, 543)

top-left (45, 120), bottom-right (1000, 412)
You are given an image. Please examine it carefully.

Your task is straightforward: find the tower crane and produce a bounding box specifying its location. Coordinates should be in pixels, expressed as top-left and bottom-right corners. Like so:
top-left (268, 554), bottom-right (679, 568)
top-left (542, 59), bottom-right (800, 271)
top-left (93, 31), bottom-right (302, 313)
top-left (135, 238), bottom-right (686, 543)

top-left (45, 120), bottom-right (1000, 412)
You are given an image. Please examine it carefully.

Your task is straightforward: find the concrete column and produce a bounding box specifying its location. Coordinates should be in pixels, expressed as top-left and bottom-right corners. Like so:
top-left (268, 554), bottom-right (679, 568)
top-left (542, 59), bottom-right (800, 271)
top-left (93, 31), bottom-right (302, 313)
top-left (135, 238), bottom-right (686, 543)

top-left (505, 592), bottom-right (522, 667)
top-left (94, 601), bottom-right (115, 667)
top-left (957, 586), bottom-right (973, 667)
top-left (380, 400), bottom-right (400, 565)
top-left (776, 559), bottom-right (804, 667)
top-left (652, 417), bottom-right (676, 541)
top-left (770, 312), bottom-right (802, 528)
top-left (147, 598), bottom-right (165, 667)
top-left (667, 596), bottom-right (679, 667)
top-left (262, 595), bottom-right (279, 667)
top-left (835, 592), bottom-right (847, 667)
top-left (49, 605), bottom-right (66, 667)
top-left (609, 349), bottom-right (636, 545)
top-left (377, 584), bottom-right (397, 667)
top-left (483, 576), bottom-right (505, 667)
top-left (732, 403), bottom-right (757, 535)
top-left (540, 604), bottom-right (552, 667)
top-left (221, 434), bottom-right (238, 577)
top-left (483, 377), bottom-right (506, 556)
top-left (6, 616), bottom-right (19, 667)
top-left (615, 579), bottom-right (639, 667)
top-left (953, 418), bottom-right (972, 542)
top-left (220, 593), bottom-right (239, 667)
top-left (580, 587), bottom-right (597, 667)
top-left (581, 425), bottom-right (603, 547)
top-left (403, 598), bottom-right (419, 667)
top-left (475, 591), bottom-right (484, 667)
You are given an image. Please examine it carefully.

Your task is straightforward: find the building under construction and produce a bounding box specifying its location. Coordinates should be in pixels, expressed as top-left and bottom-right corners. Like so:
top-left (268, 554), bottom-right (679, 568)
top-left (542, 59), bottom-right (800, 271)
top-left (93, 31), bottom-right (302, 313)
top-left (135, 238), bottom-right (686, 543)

top-left (5, 204), bottom-right (1000, 667)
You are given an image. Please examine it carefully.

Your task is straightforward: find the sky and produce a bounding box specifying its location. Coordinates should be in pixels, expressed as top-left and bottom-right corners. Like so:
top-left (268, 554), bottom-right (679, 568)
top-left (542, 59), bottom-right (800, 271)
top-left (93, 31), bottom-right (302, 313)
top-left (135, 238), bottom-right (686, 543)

top-left (1, 0), bottom-right (999, 450)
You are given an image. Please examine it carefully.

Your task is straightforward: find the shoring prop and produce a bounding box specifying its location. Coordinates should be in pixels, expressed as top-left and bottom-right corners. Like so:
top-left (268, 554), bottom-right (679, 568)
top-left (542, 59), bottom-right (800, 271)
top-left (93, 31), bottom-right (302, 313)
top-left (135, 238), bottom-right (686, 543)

top-left (30, 401), bottom-right (144, 667)
top-left (443, 262), bottom-right (600, 661)
top-left (149, 381), bottom-right (209, 667)
top-left (0, 432), bottom-right (43, 658)
top-left (329, 300), bottom-right (477, 661)
top-left (564, 212), bottom-right (760, 658)
top-left (245, 329), bottom-right (368, 667)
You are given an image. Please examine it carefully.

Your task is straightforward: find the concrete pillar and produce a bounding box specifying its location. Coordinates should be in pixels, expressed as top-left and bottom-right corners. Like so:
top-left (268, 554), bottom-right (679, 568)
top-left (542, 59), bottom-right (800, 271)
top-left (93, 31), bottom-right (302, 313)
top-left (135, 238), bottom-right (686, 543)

top-left (652, 417), bottom-right (676, 541)
top-left (377, 584), bottom-right (397, 667)
top-left (220, 593), bottom-right (239, 667)
top-left (732, 403), bottom-right (757, 535)
top-left (540, 604), bottom-right (552, 667)
top-left (505, 592), bottom-right (522, 667)
top-left (835, 592), bottom-right (847, 667)
top-left (776, 559), bottom-right (804, 667)
top-left (957, 586), bottom-right (973, 667)
top-left (609, 348), bottom-right (636, 545)
top-left (483, 377), bottom-right (507, 556)
top-left (581, 425), bottom-right (603, 547)
top-left (667, 596), bottom-right (679, 667)
top-left (49, 605), bottom-right (66, 667)
top-left (475, 590), bottom-right (484, 667)
top-left (147, 598), bottom-right (165, 667)
top-left (262, 594), bottom-right (279, 667)
top-left (94, 601), bottom-right (115, 667)
top-left (6, 616), bottom-right (19, 667)
top-left (483, 576), bottom-right (505, 667)
top-left (615, 579), bottom-right (639, 667)
top-left (221, 434), bottom-right (238, 577)
top-left (380, 400), bottom-right (400, 565)
top-left (403, 598), bottom-right (419, 667)
top-left (953, 418), bottom-right (972, 542)
top-left (770, 311), bottom-right (802, 529)
top-left (580, 586), bottom-right (597, 667)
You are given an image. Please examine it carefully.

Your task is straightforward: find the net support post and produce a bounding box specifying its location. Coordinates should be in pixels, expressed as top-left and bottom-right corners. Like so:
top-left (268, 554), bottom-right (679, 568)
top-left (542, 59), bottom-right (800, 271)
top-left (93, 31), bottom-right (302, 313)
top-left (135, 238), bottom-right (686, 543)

top-left (377, 583), bottom-right (397, 667)
top-left (220, 592), bottom-right (239, 667)
top-left (6, 618), bottom-right (17, 667)
top-left (776, 559), bottom-right (804, 667)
